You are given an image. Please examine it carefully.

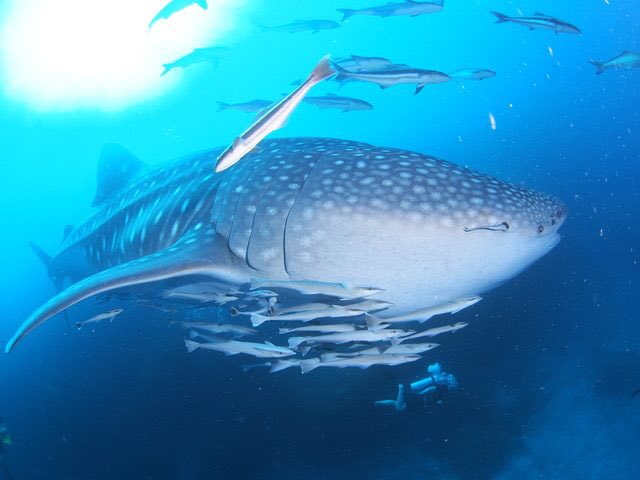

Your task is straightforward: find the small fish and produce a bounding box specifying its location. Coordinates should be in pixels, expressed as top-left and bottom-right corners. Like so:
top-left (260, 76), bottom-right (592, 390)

top-left (448, 69), bottom-right (496, 82)
top-left (250, 278), bottom-right (383, 300)
top-left (334, 55), bottom-right (396, 71)
top-left (303, 93), bottom-right (373, 112)
top-left (75, 308), bottom-right (123, 329)
top-left (214, 55), bottom-right (335, 173)
top-left (269, 359), bottom-right (301, 373)
top-left (332, 62), bottom-right (449, 94)
top-left (589, 51), bottom-right (640, 75)
top-left (241, 362), bottom-right (272, 373)
top-left (163, 290), bottom-right (238, 304)
top-left (251, 306), bottom-right (363, 327)
top-left (150, 0), bottom-right (208, 28)
top-left (365, 296), bottom-right (481, 329)
top-left (180, 322), bottom-right (258, 337)
top-left (342, 298), bottom-right (394, 312)
top-left (255, 19), bottom-right (340, 34)
top-left (491, 11), bottom-right (581, 35)
top-left (288, 327), bottom-right (413, 348)
top-left (216, 99), bottom-right (274, 113)
top-left (383, 342), bottom-right (439, 355)
top-left (278, 324), bottom-right (357, 335)
top-left (337, 0), bottom-right (444, 22)
top-left (299, 353), bottom-right (420, 373)
top-left (397, 322), bottom-right (469, 343)
top-left (185, 338), bottom-right (295, 358)
top-left (161, 46), bottom-right (231, 76)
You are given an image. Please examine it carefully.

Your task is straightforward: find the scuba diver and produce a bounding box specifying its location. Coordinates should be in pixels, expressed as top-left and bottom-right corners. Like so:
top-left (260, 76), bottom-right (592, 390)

top-left (374, 363), bottom-right (459, 412)
top-left (0, 419), bottom-right (13, 480)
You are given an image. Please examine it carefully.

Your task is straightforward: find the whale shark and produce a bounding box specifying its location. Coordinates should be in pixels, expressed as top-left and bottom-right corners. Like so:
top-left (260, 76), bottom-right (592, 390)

top-left (5, 137), bottom-right (566, 353)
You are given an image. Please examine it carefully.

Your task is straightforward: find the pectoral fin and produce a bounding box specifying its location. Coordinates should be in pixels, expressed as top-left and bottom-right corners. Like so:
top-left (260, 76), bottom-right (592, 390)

top-left (6, 232), bottom-right (245, 353)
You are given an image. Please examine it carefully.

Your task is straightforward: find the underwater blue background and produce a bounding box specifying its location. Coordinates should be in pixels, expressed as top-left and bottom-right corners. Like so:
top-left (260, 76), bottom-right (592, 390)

top-left (0, 0), bottom-right (639, 478)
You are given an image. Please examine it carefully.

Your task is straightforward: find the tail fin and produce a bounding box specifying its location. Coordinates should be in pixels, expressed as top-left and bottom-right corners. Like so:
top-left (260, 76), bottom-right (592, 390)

top-left (299, 358), bottom-right (321, 374)
top-left (337, 9), bottom-right (356, 22)
top-left (250, 314), bottom-right (270, 327)
top-left (490, 11), bottom-right (509, 23)
top-left (270, 359), bottom-right (298, 373)
top-left (184, 339), bottom-right (200, 353)
top-left (216, 101), bottom-right (230, 112)
top-left (278, 327), bottom-right (293, 334)
top-left (365, 314), bottom-right (386, 331)
top-left (287, 336), bottom-right (307, 348)
top-left (160, 64), bottom-right (173, 76)
top-left (306, 55), bottom-right (335, 85)
top-left (589, 60), bottom-right (605, 75)
top-left (195, 0), bottom-right (208, 9)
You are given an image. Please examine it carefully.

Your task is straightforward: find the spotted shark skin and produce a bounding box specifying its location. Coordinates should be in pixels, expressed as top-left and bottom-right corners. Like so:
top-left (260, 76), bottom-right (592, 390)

top-left (6, 137), bottom-right (566, 352)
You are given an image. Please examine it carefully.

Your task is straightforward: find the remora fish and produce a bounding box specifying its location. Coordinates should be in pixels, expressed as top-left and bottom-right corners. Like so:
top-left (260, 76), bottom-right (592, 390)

top-left (303, 94), bottom-right (373, 112)
top-left (334, 55), bottom-right (401, 71)
top-left (180, 322), bottom-right (257, 337)
top-left (337, 0), bottom-right (444, 22)
top-left (448, 69), bottom-right (496, 82)
top-left (332, 62), bottom-right (450, 94)
top-left (250, 305), bottom-right (364, 327)
top-left (216, 100), bottom-right (274, 113)
top-left (161, 46), bottom-right (231, 76)
top-left (214, 56), bottom-right (335, 173)
top-left (299, 353), bottom-right (421, 373)
top-left (150, 0), bottom-right (208, 28)
top-left (250, 278), bottom-right (382, 299)
top-left (365, 296), bottom-right (481, 329)
top-left (589, 51), bottom-right (640, 75)
top-left (255, 19), bottom-right (340, 34)
top-left (184, 338), bottom-right (294, 358)
top-left (490, 11), bottom-right (581, 35)
top-left (6, 137), bottom-right (566, 353)
top-left (278, 324), bottom-right (357, 335)
top-left (75, 308), bottom-right (123, 329)
top-left (397, 322), bottom-right (469, 343)
top-left (288, 328), bottom-right (413, 348)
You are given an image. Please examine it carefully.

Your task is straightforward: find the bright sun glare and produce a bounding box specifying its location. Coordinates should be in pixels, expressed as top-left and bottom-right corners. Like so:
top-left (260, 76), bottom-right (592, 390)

top-left (0, 0), bottom-right (242, 111)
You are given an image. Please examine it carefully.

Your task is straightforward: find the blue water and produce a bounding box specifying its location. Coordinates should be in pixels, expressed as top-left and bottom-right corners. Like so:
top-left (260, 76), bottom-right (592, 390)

top-left (0, 0), bottom-right (639, 478)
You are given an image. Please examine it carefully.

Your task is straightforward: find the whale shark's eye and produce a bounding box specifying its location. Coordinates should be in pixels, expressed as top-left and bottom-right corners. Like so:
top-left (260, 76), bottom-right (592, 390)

top-left (537, 225), bottom-right (545, 234)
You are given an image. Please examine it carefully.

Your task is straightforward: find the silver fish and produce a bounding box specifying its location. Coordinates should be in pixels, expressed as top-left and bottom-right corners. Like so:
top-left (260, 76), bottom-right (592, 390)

top-left (216, 99), bottom-right (274, 113)
top-left (491, 11), bottom-right (581, 35)
top-left (250, 278), bottom-right (383, 300)
top-left (181, 322), bottom-right (257, 337)
top-left (75, 308), bottom-right (123, 329)
top-left (590, 51), bottom-right (640, 75)
top-left (299, 353), bottom-right (421, 373)
top-left (184, 338), bottom-right (294, 358)
top-left (255, 19), bottom-right (340, 34)
top-left (251, 306), bottom-right (363, 327)
top-left (397, 322), bottom-right (469, 343)
top-left (332, 62), bottom-right (449, 94)
top-left (303, 93), bottom-right (373, 112)
top-left (288, 328), bottom-right (413, 348)
top-left (448, 69), bottom-right (496, 82)
top-left (337, 0), bottom-right (444, 22)
top-left (214, 56), bottom-right (335, 172)
top-left (365, 296), bottom-right (481, 329)
top-left (161, 46), bottom-right (231, 76)
top-left (278, 324), bottom-right (357, 335)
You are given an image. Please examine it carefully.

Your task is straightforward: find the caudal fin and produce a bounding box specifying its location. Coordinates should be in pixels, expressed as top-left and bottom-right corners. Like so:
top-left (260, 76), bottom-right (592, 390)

top-left (589, 60), bottom-right (605, 75)
top-left (216, 101), bottom-right (230, 112)
top-left (490, 11), bottom-right (510, 23)
top-left (160, 64), bottom-right (173, 76)
top-left (195, 0), bottom-right (208, 9)
top-left (306, 55), bottom-right (335, 85)
top-left (287, 336), bottom-right (307, 348)
top-left (337, 9), bottom-right (356, 22)
top-left (184, 339), bottom-right (200, 353)
top-left (299, 358), bottom-right (321, 374)
top-left (250, 314), bottom-right (271, 327)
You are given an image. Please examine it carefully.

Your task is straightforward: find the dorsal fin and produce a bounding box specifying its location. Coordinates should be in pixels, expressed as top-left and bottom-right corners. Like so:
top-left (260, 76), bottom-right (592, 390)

top-left (92, 143), bottom-right (145, 207)
top-left (63, 224), bottom-right (74, 241)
